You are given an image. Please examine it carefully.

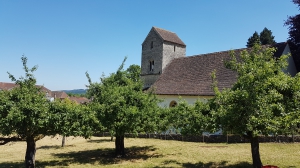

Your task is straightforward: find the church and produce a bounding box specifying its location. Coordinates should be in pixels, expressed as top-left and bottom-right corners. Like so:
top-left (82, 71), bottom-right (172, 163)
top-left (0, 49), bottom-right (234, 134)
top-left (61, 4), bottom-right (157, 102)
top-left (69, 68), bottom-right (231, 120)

top-left (141, 27), bottom-right (297, 107)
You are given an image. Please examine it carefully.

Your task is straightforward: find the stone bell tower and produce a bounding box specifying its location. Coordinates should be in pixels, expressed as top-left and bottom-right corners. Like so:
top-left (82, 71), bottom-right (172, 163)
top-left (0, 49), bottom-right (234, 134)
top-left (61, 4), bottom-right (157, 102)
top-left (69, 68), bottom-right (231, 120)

top-left (141, 27), bottom-right (186, 89)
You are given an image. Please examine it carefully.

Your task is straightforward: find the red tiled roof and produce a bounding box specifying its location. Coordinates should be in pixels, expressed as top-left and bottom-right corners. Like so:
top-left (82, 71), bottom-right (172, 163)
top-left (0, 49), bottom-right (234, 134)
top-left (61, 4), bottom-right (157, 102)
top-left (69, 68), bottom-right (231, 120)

top-left (0, 82), bottom-right (17, 90)
top-left (52, 91), bottom-right (68, 99)
top-left (152, 50), bottom-right (238, 96)
top-left (37, 85), bottom-right (52, 95)
top-left (69, 97), bottom-right (90, 104)
top-left (153, 27), bottom-right (186, 46)
top-left (152, 43), bottom-right (288, 96)
top-left (0, 82), bottom-right (52, 94)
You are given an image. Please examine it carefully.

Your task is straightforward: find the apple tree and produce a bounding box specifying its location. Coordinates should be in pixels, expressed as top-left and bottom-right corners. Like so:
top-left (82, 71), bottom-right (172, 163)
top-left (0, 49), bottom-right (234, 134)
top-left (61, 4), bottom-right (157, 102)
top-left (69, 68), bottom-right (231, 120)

top-left (211, 45), bottom-right (300, 168)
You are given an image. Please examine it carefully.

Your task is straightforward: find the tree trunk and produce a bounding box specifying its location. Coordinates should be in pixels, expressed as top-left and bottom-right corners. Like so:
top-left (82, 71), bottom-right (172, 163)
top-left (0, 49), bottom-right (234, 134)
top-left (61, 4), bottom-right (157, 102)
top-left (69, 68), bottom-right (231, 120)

top-left (115, 135), bottom-right (125, 156)
top-left (249, 136), bottom-right (262, 168)
top-left (110, 131), bottom-right (114, 141)
top-left (61, 136), bottom-right (66, 147)
top-left (292, 127), bottom-right (295, 143)
top-left (25, 136), bottom-right (36, 168)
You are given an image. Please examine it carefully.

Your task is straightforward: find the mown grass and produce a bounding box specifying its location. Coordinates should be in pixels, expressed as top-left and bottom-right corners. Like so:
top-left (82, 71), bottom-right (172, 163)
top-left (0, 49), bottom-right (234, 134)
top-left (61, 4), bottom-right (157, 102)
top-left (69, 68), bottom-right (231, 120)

top-left (0, 135), bottom-right (299, 168)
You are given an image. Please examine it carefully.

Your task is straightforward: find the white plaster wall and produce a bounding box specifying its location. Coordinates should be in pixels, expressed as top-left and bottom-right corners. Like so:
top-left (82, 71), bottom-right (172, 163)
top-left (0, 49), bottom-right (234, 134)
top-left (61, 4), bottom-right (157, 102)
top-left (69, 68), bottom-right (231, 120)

top-left (282, 45), bottom-right (297, 76)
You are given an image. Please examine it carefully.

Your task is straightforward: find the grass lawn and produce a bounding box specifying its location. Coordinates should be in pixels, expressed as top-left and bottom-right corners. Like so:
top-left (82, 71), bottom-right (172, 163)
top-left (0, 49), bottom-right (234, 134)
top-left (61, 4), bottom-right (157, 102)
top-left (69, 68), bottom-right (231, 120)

top-left (0, 135), bottom-right (299, 168)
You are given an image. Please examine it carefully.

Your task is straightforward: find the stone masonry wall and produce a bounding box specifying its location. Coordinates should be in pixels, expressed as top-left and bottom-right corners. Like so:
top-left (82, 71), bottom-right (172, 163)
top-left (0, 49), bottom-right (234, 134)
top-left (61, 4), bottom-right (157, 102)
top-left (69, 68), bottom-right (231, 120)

top-left (141, 29), bottom-right (186, 88)
top-left (140, 74), bottom-right (161, 89)
top-left (141, 29), bottom-right (163, 88)
top-left (162, 42), bottom-right (186, 71)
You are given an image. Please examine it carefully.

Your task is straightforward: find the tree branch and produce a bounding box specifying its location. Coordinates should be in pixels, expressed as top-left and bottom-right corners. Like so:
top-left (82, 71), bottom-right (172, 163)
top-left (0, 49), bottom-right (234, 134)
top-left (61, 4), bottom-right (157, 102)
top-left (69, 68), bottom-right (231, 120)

top-left (0, 137), bottom-right (23, 145)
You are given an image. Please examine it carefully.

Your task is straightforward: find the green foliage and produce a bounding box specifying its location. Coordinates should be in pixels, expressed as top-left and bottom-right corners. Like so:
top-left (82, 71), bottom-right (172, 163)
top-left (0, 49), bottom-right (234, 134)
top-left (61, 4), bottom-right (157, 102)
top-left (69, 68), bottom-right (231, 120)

top-left (49, 98), bottom-right (100, 138)
top-left (211, 44), bottom-right (300, 167)
top-left (86, 57), bottom-right (162, 137)
top-left (126, 64), bottom-right (141, 82)
top-left (67, 92), bottom-right (87, 98)
top-left (246, 28), bottom-right (276, 48)
top-left (0, 56), bottom-right (97, 140)
top-left (277, 73), bottom-right (300, 135)
top-left (167, 100), bottom-right (210, 135)
top-left (0, 56), bottom-right (102, 167)
top-left (0, 56), bottom-right (50, 139)
top-left (260, 27), bottom-right (276, 45)
top-left (212, 44), bottom-right (300, 137)
top-left (246, 31), bottom-right (260, 48)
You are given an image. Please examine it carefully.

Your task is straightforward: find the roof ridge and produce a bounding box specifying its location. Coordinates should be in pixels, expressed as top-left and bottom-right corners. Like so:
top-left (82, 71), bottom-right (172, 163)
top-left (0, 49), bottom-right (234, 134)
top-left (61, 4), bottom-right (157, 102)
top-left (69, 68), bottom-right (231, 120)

top-left (189, 48), bottom-right (247, 58)
top-left (152, 26), bottom-right (175, 34)
top-left (185, 42), bottom-right (286, 58)
top-left (151, 27), bottom-right (186, 46)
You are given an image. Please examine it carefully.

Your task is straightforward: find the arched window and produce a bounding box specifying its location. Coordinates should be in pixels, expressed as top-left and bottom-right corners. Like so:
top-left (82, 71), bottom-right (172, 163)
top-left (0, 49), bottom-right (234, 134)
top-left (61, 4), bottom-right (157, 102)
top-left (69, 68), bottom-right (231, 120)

top-left (151, 41), bottom-right (154, 49)
top-left (169, 100), bottom-right (177, 107)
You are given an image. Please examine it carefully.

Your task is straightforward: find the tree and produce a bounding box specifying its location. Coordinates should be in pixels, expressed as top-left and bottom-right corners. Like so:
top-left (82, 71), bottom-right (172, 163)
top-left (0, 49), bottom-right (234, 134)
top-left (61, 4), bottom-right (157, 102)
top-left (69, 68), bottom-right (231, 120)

top-left (126, 64), bottom-right (141, 82)
top-left (0, 56), bottom-right (51, 168)
top-left (246, 28), bottom-right (276, 48)
top-left (212, 45), bottom-right (300, 168)
top-left (260, 27), bottom-right (276, 45)
top-left (48, 98), bottom-right (99, 147)
top-left (246, 31), bottom-right (260, 48)
top-left (285, 0), bottom-right (300, 71)
top-left (0, 56), bottom-right (98, 167)
top-left (86, 58), bottom-right (162, 156)
top-left (278, 74), bottom-right (300, 141)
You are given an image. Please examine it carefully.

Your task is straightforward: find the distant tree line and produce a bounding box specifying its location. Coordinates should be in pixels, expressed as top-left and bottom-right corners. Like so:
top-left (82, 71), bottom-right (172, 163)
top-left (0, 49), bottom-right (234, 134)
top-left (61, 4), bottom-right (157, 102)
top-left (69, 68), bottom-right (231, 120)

top-left (67, 92), bottom-right (87, 98)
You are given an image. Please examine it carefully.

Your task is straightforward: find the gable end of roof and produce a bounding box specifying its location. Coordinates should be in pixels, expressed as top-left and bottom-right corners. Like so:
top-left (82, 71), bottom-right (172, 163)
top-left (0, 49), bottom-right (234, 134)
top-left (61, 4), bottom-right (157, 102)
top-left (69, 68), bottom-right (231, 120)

top-left (142, 27), bottom-right (186, 46)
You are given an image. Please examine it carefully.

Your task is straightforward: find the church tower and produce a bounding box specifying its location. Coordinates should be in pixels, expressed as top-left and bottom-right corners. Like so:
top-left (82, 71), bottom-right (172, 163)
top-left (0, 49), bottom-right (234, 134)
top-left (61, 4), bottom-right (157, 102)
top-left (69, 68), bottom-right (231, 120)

top-left (141, 27), bottom-right (186, 89)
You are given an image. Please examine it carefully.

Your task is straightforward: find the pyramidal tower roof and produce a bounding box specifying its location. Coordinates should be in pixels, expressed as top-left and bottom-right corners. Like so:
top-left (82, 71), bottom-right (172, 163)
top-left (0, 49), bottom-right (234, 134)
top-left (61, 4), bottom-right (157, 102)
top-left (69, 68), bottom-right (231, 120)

top-left (151, 27), bottom-right (186, 46)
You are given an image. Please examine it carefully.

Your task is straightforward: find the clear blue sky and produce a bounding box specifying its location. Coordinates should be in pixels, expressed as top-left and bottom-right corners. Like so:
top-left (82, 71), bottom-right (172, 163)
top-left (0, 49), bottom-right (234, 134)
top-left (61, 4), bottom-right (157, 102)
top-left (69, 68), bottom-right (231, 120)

top-left (0, 1), bottom-right (298, 91)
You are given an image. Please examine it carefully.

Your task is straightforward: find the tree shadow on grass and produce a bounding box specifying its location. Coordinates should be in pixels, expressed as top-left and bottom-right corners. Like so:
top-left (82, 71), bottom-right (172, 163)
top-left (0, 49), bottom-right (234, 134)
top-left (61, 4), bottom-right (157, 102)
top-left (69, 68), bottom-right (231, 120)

top-left (37, 145), bottom-right (64, 150)
top-left (0, 160), bottom-right (69, 168)
top-left (52, 145), bottom-right (161, 165)
top-left (37, 143), bottom-right (80, 150)
top-left (182, 161), bottom-right (252, 168)
top-left (86, 138), bottom-right (112, 143)
top-left (0, 162), bottom-right (23, 168)
top-left (0, 145), bottom-right (161, 167)
top-left (152, 159), bottom-right (182, 168)
top-left (154, 160), bottom-right (253, 168)
top-left (51, 145), bottom-right (161, 165)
